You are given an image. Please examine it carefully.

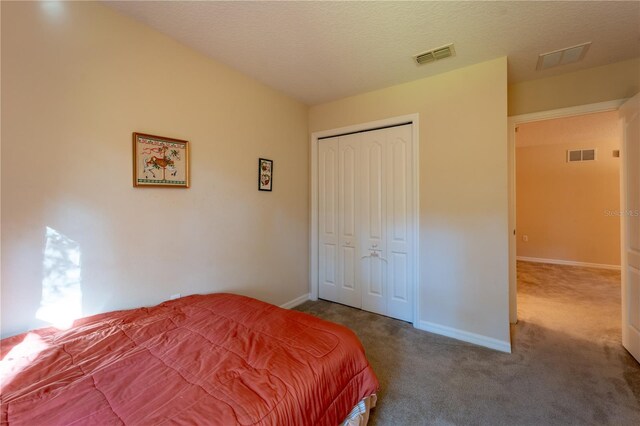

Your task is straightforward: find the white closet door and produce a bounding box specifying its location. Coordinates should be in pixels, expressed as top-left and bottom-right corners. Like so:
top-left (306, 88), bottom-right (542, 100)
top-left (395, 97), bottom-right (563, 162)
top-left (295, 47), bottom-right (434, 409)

top-left (385, 125), bottom-right (413, 321)
top-left (318, 138), bottom-right (339, 302)
top-left (317, 123), bottom-right (414, 322)
top-left (360, 129), bottom-right (388, 315)
top-left (338, 134), bottom-right (361, 308)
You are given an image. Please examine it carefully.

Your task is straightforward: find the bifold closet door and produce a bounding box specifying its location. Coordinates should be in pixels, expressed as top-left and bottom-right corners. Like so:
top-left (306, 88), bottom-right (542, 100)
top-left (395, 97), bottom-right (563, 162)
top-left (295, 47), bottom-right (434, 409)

top-left (359, 129), bottom-right (387, 316)
top-left (318, 137), bottom-right (339, 303)
top-left (337, 134), bottom-right (361, 308)
top-left (359, 125), bottom-right (413, 321)
top-left (318, 134), bottom-right (361, 308)
top-left (384, 125), bottom-right (413, 322)
top-left (318, 124), bottom-right (414, 322)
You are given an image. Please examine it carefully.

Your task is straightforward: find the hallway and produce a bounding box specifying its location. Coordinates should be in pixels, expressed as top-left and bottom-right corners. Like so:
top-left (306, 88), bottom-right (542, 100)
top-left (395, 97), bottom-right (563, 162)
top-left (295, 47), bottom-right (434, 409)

top-left (516, 260), bottom-right (622, 346)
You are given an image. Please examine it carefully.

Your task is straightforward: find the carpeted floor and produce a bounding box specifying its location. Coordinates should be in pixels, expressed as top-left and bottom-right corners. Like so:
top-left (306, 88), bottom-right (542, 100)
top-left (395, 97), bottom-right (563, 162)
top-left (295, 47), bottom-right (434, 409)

top-left (295, 261), bottom-right (640, 425)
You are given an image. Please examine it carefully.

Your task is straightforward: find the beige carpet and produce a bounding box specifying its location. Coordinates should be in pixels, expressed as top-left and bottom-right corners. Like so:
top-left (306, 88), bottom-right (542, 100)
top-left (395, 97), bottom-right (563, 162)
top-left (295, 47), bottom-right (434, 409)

top-left (295, 261), bottom-right (640, 425)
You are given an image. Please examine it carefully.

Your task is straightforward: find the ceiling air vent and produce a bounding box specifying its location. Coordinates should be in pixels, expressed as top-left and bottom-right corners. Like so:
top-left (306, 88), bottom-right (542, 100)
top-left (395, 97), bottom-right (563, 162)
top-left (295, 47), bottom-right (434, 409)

top-left (567, 148), bottom-right (597, 162)
top-left (537, 42), bottom-right (591, 70)
top-left (414, 44), bottom-right (455, 65)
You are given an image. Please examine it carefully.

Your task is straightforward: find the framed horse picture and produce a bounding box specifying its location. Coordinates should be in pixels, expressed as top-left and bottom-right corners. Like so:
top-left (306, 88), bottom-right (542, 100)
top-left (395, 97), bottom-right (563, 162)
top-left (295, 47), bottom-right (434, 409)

top-left (133, 133), bottom-right (190, 187)
top-left (258, 158), bottom-right (273, 191)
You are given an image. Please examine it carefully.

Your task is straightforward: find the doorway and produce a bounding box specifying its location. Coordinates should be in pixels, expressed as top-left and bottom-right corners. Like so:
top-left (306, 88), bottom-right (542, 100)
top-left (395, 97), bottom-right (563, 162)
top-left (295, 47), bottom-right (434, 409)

top-left (508, 102), bottom-right (628, 348)
top-left (513, 109), bottom-right (623, 349)
top-left (508, 100), bottom-right (626, 324)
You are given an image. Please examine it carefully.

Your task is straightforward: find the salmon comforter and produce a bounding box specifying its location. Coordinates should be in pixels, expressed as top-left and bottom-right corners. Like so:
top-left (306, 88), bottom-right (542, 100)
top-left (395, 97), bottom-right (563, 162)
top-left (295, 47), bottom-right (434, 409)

top-left (0, 294), bottom-right (379, 425)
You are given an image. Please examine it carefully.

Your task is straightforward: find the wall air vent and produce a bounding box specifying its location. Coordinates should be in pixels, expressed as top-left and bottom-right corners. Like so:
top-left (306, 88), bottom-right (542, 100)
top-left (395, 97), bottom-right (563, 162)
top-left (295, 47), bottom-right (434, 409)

top-left (567, 148), bottom-right (597, 162)
top-left (414, 44), bottom-right (455, 65)
top-left (537, 42), bottom-right (591, 70)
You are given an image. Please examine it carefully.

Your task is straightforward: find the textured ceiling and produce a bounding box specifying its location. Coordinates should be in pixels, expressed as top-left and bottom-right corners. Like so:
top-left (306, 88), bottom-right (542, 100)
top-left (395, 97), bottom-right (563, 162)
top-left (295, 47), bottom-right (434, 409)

top-left (105, 1), bottom-right (640, 105)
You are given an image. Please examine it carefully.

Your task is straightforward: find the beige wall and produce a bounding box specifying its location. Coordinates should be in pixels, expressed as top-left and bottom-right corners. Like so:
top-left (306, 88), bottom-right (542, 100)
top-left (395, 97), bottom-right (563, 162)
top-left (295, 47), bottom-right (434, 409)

top-left (310, 57), bottom-right (510, 347)
top-left (516, 111), bottom-right (621, 266)
top-left (1, 2), bottom-right (309, 337)
top-left (508, 58), bottom-right (640, 116)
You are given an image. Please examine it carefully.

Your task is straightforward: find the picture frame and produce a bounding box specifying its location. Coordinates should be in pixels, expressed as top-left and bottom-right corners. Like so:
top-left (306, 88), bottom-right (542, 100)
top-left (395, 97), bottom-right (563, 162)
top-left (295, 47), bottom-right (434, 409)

top-left (258, 158), bottom-right (273, 191)
top-left (133, 132), bottom-right (190, 188)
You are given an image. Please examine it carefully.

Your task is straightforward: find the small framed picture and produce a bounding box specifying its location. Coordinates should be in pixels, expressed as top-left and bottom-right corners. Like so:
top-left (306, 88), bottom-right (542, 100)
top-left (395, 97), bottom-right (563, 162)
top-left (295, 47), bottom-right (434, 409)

top-left (258, 158), bottom-right (273, 191)
top-left (133, 132), bottom-right (189, 187)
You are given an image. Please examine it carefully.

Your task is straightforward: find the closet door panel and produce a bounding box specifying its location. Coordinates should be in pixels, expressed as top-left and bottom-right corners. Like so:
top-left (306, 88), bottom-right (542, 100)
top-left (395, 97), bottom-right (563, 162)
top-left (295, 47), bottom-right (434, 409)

top-left (386, 125), bottom-right (413, 321)
top-left (338, 134), bottom-right (361, 308)
top-left (390, 252), bottom-right (408, 300)
top-left (360, 131), bottom-right (387, 315)
top-left (318, 138), bottom-right (339, 302)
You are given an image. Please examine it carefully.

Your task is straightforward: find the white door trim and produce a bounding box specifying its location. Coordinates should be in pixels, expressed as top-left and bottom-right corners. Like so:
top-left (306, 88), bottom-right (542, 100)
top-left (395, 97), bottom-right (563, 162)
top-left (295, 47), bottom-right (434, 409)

top-left (310, 113), bottom-right (420, 328)
top-left (508, 99), bottom-right (627, 324)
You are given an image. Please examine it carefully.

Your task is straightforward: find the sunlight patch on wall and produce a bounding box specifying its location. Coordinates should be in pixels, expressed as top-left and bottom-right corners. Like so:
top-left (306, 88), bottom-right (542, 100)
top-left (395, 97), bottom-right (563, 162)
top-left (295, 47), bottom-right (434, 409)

top-left (36, 227), bottom-right (82, 329)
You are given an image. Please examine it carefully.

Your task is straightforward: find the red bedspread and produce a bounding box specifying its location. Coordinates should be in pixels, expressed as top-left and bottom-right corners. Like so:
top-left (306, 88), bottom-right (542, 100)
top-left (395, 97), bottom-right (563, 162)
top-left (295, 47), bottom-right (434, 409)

top-left (1, 294), bottom-right (378, 425)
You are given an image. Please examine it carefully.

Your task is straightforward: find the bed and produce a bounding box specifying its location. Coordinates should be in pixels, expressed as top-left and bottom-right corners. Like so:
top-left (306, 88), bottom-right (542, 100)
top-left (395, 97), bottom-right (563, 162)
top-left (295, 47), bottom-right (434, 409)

top-left (0, 293), bottom-right (379, 425)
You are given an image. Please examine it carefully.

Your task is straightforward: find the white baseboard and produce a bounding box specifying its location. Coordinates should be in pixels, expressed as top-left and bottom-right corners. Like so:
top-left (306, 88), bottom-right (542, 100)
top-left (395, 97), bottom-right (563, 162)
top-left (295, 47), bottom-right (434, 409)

top-left (516, 256), bottom-right (621, 271)
top-left (417, 320), bottom-right (512, 353)
top-left (279, 293), bottom-right (310, 309)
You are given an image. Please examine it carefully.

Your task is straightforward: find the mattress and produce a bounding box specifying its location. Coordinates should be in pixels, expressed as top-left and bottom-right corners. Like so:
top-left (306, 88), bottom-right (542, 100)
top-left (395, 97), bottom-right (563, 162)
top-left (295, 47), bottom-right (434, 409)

top-left (1, 293), bottom-right (379, 425)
